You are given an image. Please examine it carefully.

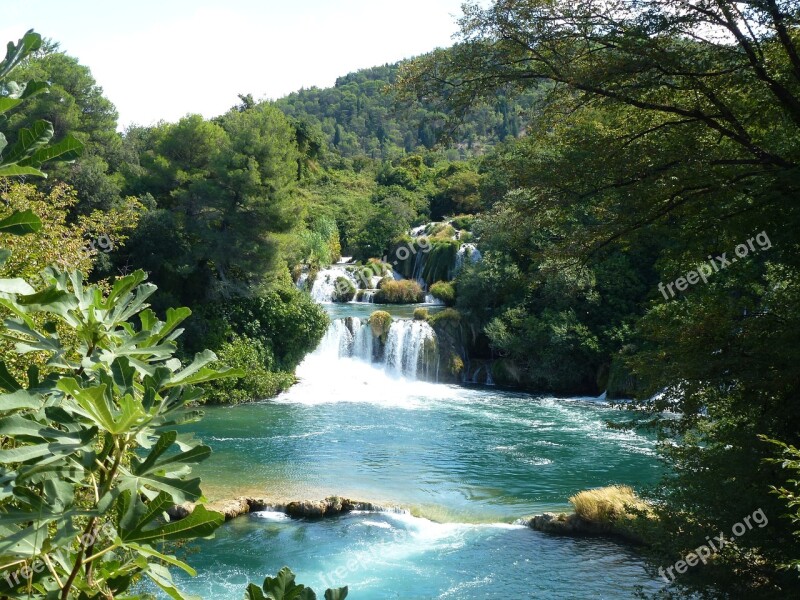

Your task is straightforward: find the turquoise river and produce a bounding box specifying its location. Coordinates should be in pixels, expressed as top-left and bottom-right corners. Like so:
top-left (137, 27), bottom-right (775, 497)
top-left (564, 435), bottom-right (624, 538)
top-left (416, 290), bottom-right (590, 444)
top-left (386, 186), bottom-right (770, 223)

top-left (171, 304), bottom-right (667, 599)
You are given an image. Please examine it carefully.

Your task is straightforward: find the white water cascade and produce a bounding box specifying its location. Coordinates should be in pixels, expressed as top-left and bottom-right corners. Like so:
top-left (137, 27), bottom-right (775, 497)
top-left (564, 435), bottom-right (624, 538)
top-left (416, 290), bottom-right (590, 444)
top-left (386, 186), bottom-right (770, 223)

top-left (312, 317), bottom-right (436, 380)
top-left (455, 243), bottom-right (482, 272)
top-left (384, 320), bottom-right (437, 379)
top-left (283, 317), bottom-right (447, 407)
top-left (310, 267), bottom-right (359, 303)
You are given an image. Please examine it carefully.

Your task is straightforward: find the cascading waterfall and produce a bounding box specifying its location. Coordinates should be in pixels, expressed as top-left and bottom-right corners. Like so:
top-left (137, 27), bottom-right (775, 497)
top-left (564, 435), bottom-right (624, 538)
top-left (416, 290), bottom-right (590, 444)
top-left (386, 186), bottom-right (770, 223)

top-left (310, 267), bottom-right (359, 303)
top-left (384, 320), bottom-right (436, 379)
top-left (411, 248), bottom-right (427, 287)
top-left (311, 317), bottom-right (436, 380)
top-left (455, 243), bottom-right (482, 272)
top-left (351, 318), bottom-right (375, 361)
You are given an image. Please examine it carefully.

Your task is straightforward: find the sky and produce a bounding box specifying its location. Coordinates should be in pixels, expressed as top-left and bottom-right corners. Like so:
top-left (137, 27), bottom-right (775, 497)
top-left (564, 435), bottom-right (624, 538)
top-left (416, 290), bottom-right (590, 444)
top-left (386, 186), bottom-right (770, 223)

top-left (3, 0), bottom-right (467, 128)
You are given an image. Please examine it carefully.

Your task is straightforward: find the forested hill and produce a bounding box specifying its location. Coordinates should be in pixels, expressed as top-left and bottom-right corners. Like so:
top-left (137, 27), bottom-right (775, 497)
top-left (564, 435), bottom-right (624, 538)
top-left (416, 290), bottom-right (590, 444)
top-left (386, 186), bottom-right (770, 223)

top-left (274, 62), bottom-right (541, 159)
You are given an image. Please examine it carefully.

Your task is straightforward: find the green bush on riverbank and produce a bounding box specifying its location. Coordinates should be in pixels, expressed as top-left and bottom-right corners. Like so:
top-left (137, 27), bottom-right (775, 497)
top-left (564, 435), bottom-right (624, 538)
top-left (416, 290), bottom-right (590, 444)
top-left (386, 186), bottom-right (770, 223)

top-left (202, 335), bottom-right (297, 404)
top-left (191, 288), bottom-right (328, 404)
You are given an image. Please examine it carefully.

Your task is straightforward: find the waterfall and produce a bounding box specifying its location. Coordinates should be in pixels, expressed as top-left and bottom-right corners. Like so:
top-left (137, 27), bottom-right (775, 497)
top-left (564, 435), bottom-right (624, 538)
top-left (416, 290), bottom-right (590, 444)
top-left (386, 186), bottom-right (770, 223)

top-left (352, 318), bottom-right (374, 361)
top-left (295, 271), bottom-right (309, 292)
top-left (424, 293), bottom-right (444, 305)
top-left (455, 244), bottom-right (482, 272)
top-left (315, 318), bottom-right (355, 357)
top-left (310, 267), bottom-right (359, 303)
top-left (411, 249), bottom-right (427, 287)
top-left (312, 318), bottom-right (436, 380)
top-left (358, 290), bottom-right (376, 303)
top-left (384, 320), bottom-right (436, 379)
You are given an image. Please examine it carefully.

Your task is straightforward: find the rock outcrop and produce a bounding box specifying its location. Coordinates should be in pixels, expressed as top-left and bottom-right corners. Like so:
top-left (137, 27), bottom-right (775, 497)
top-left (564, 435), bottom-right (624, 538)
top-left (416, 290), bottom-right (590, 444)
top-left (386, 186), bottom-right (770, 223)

top-left (518, 512), bottom-right (645, 544)
top-left (168, 496), bottom-right (399, 523)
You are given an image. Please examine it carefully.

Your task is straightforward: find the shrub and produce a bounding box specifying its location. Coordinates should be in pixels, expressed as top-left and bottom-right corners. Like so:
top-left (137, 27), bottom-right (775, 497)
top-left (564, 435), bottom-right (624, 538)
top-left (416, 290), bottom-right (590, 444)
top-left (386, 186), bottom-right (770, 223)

top-left (426, 222), bottom-right (456, 239)
top-left (203, 335), bottom-right (296, 404)
top-left (369, 310), bottom-right (393, 341)
top-left (448, 353), bottom-right (464, 375)
top-left (430, 280), bottom-right (456, 305)
top-left (450, 215), bottom-right (476, 232)
top-left (246, 567), bottom-right (347, 600)
top-left (191, 287), bottom-right (329, 370)
top-left (569, 485), bottom-right (648, 524)
top-left (375, 279), bottom-right (425, 304)
top-left (414, 307), bottom-right (429, 321)
top-left (332, 276), bottom-right (356, 302)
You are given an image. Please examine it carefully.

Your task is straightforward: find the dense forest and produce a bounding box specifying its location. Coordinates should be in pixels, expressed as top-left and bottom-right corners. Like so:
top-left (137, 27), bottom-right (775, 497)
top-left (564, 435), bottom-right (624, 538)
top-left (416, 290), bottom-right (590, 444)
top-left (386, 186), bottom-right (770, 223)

top-left (1, 0), bottom-right (799, 598)
top-left (275, 63), bottom-right (542, 159)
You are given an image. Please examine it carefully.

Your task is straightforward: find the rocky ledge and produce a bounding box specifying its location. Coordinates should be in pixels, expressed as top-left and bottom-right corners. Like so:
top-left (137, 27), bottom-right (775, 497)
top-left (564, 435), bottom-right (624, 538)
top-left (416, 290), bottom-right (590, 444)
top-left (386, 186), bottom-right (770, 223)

top-left (518, 512), bottom-right (645, 545)
top-left (168, 496), bottom-right (398, 522)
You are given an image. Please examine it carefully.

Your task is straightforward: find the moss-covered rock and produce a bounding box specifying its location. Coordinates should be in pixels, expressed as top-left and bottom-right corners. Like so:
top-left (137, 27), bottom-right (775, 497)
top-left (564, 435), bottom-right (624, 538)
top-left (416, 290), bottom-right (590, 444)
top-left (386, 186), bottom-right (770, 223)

top-left (429, 281), bottom-right (456, 305)
top-left (491, 358), bottom-right (523, 386)
top-left (421, 239), bottom-right (459, 285)
top-left (413, 307), bottom-right (429, 321)
top-left (606, 354), bottom-right (639, 398)
top-left (428, 307), bottom-right (461, 327)
top-left (368, 310), bottom-right (393, 342)
top-left (331, 276), bottom-right (356, 303)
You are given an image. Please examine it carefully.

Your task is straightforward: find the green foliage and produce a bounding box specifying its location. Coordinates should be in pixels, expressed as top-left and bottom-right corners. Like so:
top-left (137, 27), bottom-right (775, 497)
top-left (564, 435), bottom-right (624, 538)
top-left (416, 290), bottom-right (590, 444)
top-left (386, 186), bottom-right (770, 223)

top-left (202, 335), bottom-right (296, 405)
top-left (762, 436), bottom-right (800, 572)
top-left (450, 215), bottom-right (475, 232)
top-left (0, 266), bottom-right (239, 599)
top-left (430, 164), bottom-right (482, 219)
top-left (298, 216), bottom-right (341, 267)
top-left (275, 63), bottom-right (540, 159)
top-left (245, 567), bottom-right (348, 600)
top-left (0, 31), bottom-right (84, 178)
top-left (118, 103), bottom-right (302, 302)
top-left (429, 281), bottom-right (455, 306)
top-left (192, 288), bottom-right (329, 374)
top-left (413, 307), bottom-right (429, 321)
top-left (374, 279), bottom-right (424, 304)
top-left (401, 0), bottom-right (800, 595)
top-left (351, 202), bottom-right (410, 262)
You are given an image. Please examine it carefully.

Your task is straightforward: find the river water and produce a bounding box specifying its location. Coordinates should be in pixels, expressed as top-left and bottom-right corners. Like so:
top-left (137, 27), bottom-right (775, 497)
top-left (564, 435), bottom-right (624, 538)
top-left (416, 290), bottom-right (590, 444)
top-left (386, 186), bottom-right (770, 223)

top-left (172, 304), bottom-right (666, 599)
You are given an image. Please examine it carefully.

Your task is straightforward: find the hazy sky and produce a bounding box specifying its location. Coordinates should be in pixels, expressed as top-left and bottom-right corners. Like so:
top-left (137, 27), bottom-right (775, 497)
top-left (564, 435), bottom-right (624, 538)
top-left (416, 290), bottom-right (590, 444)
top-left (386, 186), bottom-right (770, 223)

top-left (3, 0), bottom-right (467, 128)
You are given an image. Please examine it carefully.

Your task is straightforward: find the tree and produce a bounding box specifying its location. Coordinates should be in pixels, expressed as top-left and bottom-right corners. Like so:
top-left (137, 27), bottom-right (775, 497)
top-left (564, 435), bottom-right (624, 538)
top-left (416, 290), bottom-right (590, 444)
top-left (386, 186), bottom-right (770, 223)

top-left (0, 31), bottom-right (84, 178)
top-left (400, 2), bottom-right (800, 595)
top-left (7, 45), bottom-right (122, 213)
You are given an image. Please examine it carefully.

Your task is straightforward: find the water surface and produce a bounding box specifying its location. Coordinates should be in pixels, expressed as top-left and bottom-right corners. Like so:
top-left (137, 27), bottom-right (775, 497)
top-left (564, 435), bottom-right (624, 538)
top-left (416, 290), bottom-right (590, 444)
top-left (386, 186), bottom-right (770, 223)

top-left (173, 318), bottom-right (664, 599)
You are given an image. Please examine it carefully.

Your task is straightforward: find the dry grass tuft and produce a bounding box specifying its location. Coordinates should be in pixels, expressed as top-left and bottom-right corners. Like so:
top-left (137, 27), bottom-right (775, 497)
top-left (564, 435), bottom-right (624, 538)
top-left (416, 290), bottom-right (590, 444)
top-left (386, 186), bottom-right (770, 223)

top-left (569, 485), bottom-right (649, 524)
